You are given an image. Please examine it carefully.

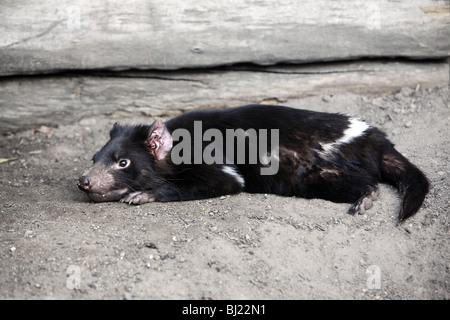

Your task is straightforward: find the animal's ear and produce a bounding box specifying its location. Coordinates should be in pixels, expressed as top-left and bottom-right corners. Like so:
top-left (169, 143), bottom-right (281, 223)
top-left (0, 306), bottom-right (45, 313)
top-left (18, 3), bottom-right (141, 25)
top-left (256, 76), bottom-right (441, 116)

top-left (110, 122), bottom-right (121, 138)
top-left (146, 120), bottom-right (173, 160)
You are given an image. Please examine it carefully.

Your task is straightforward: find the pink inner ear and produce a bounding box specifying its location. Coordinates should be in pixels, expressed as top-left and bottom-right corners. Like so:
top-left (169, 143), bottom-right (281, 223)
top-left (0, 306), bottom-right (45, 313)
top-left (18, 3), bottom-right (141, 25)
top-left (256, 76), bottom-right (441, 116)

top-left (147, 120), bottom-right (173, 160)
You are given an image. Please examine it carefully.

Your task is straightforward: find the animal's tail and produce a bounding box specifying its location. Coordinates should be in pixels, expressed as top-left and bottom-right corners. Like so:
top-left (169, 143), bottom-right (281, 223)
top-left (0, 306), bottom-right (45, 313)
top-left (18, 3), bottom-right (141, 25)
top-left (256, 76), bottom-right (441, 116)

top-left (380, 146), bottom-right (429, 222)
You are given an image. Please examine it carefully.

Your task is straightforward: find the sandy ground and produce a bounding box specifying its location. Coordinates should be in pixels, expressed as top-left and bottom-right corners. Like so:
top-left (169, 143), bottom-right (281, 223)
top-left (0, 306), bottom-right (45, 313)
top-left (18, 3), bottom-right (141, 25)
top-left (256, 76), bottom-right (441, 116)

top-left (0, 86), bottom-right (448, 300)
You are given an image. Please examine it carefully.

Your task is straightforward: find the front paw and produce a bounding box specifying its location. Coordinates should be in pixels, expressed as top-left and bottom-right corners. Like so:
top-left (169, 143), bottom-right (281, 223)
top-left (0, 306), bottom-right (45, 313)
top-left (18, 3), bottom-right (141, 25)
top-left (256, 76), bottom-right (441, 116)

top-left (120, 192), bottom-right (156, 205)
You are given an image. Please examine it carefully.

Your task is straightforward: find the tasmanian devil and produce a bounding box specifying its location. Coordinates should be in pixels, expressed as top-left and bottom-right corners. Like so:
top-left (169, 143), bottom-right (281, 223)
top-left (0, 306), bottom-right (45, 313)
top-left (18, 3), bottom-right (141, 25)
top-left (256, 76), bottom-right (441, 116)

top-left (78, 105), bottom-right (429, 222)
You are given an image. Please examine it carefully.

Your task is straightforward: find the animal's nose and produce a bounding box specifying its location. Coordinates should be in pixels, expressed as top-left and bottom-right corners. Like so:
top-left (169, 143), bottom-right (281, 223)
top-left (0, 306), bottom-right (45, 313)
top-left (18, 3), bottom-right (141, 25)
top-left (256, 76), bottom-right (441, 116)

top-left (77, 175), bottom-right (91, 192)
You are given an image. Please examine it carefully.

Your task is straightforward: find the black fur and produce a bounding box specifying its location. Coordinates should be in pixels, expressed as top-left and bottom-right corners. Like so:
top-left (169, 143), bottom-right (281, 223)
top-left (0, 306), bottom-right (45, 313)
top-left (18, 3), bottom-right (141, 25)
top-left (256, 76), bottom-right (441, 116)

top-left (78, 105), bottom-right (429, 222)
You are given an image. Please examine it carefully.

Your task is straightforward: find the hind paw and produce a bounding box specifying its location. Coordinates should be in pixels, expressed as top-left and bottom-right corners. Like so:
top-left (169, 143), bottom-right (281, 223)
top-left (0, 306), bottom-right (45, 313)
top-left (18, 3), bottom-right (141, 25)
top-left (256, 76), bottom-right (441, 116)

top-left (120, 192), bottom-right (156, 205)
top-left (348, 189), bottom-right (379, 215)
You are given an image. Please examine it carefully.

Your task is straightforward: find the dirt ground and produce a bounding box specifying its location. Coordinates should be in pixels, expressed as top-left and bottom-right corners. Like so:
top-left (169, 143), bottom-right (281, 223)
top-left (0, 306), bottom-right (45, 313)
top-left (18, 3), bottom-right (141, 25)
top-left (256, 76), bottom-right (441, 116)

top-left (0, 86), bottom-right (448, 300)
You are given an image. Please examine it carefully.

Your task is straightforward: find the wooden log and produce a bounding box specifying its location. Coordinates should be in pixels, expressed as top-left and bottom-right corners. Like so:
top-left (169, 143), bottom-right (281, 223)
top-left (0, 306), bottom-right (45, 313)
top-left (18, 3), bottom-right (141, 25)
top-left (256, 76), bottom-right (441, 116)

top-left (0, 60), bottom-right (448, 133)
top-left (0, 0), bottom-right (449, 76)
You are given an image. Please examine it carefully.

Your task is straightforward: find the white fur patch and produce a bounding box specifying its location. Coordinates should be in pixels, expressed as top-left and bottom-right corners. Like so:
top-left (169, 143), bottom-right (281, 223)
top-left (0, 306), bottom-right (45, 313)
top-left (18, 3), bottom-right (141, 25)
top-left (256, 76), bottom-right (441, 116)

top-left (221, 165), bottom-right (245, 188)
top-left (321, 117), bottom-right (370, 154)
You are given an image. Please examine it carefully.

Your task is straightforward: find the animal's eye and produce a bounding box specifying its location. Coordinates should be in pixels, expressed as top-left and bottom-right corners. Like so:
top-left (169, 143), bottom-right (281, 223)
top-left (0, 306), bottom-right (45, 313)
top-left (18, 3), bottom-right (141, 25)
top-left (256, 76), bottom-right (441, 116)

top-left (118, 159), bottom-right (129, 168)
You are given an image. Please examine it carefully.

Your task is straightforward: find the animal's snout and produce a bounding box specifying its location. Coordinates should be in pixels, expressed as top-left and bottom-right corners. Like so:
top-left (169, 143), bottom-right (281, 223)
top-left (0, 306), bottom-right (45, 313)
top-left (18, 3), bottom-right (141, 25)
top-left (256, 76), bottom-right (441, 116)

top-left (77, 175), bottom-right (91, 192)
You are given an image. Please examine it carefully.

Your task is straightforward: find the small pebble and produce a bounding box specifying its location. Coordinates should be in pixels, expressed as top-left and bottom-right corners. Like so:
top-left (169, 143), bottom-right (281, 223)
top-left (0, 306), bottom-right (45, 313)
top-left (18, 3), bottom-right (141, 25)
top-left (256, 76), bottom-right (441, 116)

top-left (123, 292), bottom-right (133, 300)
top-left (322, 95), bottom-right (332, 102)
top-left (315, 224), bottom-right (326, 231)
top-left (160, 253), bottom-right (175, 260)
